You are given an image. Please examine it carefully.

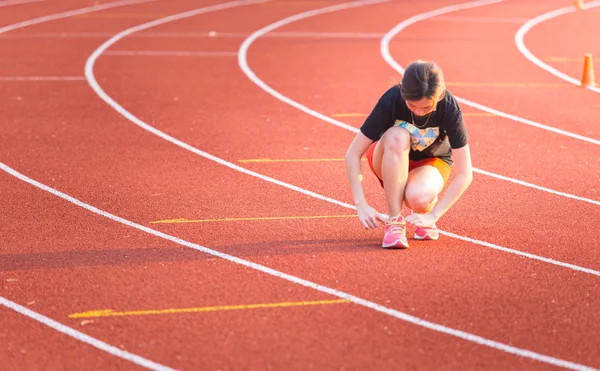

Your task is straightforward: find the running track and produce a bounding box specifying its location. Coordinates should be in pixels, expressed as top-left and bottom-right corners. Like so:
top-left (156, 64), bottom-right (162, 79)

top-left (1, 0), bottom-right (599, 370)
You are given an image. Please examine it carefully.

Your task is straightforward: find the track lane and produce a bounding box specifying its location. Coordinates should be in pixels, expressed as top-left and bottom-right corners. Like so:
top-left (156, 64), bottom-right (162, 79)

top-left (386, 0), bottom-right (600, 139)
top-left (3, 159), bottom-right (600, 370)
top-left (77, 0), bottom-right (600, 368)
top-left (4, 0), bottom-right (600, 370)
top-left (0, 308), bottom-right (153, 371)
top-left (515, 0), bottom-right (600, 93)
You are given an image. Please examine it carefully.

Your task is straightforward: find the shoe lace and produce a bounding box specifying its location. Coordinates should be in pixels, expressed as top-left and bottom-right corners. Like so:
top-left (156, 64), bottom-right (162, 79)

top-left (387, 219), bottom-right (406, 234)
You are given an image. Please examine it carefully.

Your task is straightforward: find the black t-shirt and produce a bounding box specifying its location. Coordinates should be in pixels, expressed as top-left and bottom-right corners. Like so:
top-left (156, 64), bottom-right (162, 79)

top-left (360, 85), bottom-right (468, 165)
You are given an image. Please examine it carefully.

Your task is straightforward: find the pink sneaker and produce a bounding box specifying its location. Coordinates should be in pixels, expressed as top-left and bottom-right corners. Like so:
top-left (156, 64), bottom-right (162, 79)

top-left (382, 216), bottom-right (409, 249)
top-left (414, 224), bottom-right (439, 240)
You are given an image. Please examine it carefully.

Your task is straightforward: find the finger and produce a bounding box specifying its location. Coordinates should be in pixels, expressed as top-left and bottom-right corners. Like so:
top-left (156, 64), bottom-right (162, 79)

top-left (369, 216), bottom-right (379, 226)
top-left (406, 218), bottom-right (420, 226)
top-left (376, 213), bottom-right (388, 222)
top-left (365, 218), bottom-right (377, 229)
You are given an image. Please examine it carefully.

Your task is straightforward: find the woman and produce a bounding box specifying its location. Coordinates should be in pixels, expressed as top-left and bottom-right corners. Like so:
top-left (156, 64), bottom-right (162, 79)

top-left (344, 60), bottom-right (473, 249)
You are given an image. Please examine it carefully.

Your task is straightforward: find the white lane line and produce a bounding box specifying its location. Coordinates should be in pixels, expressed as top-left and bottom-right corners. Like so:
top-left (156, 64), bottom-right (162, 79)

top-left (0, 31), bottom-right (385, 39)
top-left (381, 0), bottom-right (600, 146)
top-left (104, 50), bottom-right (237, 57)
top-left (0, 0), bottom-right (177, 368)
top-left (236, 0), bottom-right (599, 206)
top-left (473, 168), bottom-right (599, 206)
top-left (85, 2), bottom-right (349, 210)
top-left (239, 0), bottom-right (392, 134)
top-left (85, 0), bottom-right (600, 275)
top-left (82, 0), bottom-right (600, 276)
top-left (515, 0), bottom-right (600, 93)
top-left (0, 297), bottom-right (175, 370)
top-left (75, 0), bottom-right (597, 366)
top-left (0, 76), bottom-right (85, 81)
top-left (210, 31), bottom-right (385, 38)
top-left (0, 0), bottom-right (157, 35)
top-left (0, 0), bottom-right (41, 7)
top-left (432, 15), bottom-right (527, 23)
top-left (1, 162), bottom-right (598, 371)
top-left (0, 32), bottom-right (117, 38)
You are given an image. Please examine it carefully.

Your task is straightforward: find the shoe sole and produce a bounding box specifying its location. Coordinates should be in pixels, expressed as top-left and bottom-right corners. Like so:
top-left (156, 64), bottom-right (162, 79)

top-left (414, 233), bottom-right (439, 241)
top-left (382, 241), bottom-right (409, 249)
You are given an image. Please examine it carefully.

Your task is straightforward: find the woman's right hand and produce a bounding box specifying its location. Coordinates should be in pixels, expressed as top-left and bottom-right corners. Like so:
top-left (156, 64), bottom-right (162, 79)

top-left (356, 202), bottom-right (388, 229)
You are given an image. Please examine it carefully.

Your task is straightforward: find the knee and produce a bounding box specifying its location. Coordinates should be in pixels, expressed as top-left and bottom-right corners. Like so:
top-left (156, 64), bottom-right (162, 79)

top-left (382, 127), bottom-right (411, 153)
top-left (405, 190), bottom-right (437, 213)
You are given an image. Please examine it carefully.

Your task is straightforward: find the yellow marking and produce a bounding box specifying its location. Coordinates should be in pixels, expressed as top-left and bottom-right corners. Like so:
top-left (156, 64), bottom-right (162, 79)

top-left (150, 215), bottom-right (356, 224)
top-left (545, 57), bottom-right (579, 62)
top-left (69, 299), bottom-right (351, 318)
top-left (331, 113), bottom-right (368, 117)
top-left (446, 81), bottom-right (568, 87)
top-left (544, 57), bottom-right (600, 63)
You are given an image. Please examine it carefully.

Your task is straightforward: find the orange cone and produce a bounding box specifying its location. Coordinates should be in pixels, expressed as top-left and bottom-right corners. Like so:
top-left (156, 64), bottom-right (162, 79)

top-left (581, 54), bottom-right (595, 87)
top-left (574, 0), bottom-right (585, 10)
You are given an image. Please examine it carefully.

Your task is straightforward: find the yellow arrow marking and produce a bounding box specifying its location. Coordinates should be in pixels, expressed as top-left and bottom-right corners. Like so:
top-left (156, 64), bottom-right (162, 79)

top-left (150, 214), bottom-right (356, 224)
top-left (69, 299), bottom-right (351, 318)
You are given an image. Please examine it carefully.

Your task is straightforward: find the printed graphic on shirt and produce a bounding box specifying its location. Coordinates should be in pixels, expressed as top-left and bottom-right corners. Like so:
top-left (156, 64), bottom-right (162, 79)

top-left (394, 120), bottom-right (440, 152)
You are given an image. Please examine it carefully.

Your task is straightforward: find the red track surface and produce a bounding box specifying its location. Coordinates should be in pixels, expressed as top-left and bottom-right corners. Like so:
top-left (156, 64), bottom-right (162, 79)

top-left (1, 0), bottom-right (599, 370)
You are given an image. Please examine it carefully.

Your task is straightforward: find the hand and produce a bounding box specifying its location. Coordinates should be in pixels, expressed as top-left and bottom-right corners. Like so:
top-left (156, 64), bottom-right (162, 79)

top-left (356, 202), bottom-right (388, 229)
top-left (405, 212), bottom-right (438, 228)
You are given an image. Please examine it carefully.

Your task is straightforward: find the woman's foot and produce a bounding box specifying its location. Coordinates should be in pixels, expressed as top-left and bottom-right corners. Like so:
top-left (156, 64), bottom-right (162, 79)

top-left (414, 224), bottom-right (439, 240)
top-left (382, 216), bottom-right (409, 249)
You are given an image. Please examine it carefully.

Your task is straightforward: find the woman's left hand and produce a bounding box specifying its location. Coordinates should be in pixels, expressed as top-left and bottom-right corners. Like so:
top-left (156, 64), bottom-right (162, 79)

top-left (405, 212), bottom-right (438, 227)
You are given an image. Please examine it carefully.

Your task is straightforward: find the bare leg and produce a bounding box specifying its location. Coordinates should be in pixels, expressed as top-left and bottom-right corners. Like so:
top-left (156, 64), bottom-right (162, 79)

top-left (404, 165), bottom-right (445, 213)
top-left (371, 127), bottom-right (411, 218)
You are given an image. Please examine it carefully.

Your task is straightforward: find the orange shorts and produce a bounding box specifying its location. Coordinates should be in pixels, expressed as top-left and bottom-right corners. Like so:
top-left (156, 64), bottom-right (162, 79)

top-left (365, 141), bottom-right (452, 188)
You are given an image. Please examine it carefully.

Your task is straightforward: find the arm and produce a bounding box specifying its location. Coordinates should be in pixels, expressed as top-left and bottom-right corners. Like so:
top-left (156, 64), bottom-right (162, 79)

top-left (430, 144), bottom-right (473, 220)
top-left (345, 132), bottom-right (388, 229)
top-left (407, 90), bottom-right (472, 226)
top-left (345, 132), bottom-right (372, 206)
top-left (406, 144), bottom-right (473, 227)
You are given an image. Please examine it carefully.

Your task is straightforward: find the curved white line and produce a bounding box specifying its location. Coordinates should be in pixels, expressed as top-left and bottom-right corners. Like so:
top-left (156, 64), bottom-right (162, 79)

top-left (2, 161), bottom-right (599, 371)
top-left (237, 0), bottom-right (599, 206)
top-left (0, 0), bottom-right (180, 369)
top-left (82, 0), bottom-right (600, 275)
top-left (0, 0), bottom-right (41, 8)
top-left (84, 0), bottom-right (373, 213)
top-left (238, 0), bottom-right (600, 205)
top-left (0, 297), bottom-right (174, 371)
top-left (0, 76), bottom-right (85, 81)
top-left (78, 1), bottom-right (600, 368)
top-left (515, 0), bottom-right (600, 93)
top-left (381, 0), bottom-right (600, 146)
top-left (239, 0), bottom-right (391, 133)
top-left (0, 0), bottom-right (157, 34)
top-left (83, 0), bottom-right (600, 274)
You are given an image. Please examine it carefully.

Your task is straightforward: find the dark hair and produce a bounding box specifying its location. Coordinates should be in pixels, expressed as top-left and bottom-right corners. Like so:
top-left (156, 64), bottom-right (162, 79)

top-left (399, 60), bottom-right (446, 102)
